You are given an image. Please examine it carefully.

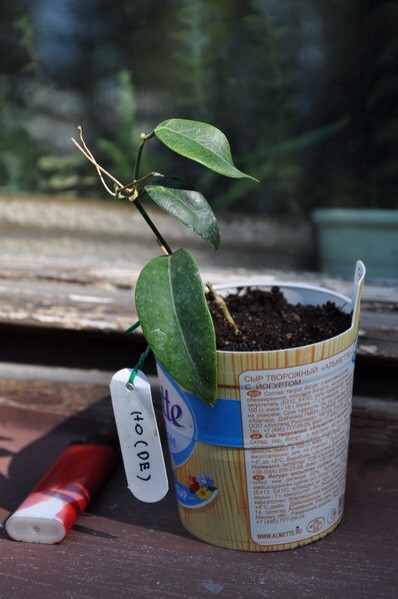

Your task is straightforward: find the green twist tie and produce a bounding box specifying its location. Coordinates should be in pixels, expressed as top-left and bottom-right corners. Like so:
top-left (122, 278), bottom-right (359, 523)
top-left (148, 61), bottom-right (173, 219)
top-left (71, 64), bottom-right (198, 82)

top-left (127, 346), bottom-right (151, 388)
top-left (125, 321), bottom-right (140, 335)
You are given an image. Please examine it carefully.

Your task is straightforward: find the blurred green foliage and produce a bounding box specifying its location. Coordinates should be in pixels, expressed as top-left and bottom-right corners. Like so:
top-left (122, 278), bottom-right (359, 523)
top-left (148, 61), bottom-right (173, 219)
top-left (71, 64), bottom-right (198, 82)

top-left (97, 70), bottom-right (152, 184)
top-left (0, 0), bottom-right (396, 212)
top-left (0, 79), bottom-right (42, 191)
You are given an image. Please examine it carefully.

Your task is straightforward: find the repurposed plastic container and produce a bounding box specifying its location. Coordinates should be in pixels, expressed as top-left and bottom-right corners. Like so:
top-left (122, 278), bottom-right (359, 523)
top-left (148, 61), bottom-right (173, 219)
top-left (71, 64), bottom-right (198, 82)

top-left (156, 262), bottom-right (365, 551)
top-left (313, 208), bottom-right (398, 279)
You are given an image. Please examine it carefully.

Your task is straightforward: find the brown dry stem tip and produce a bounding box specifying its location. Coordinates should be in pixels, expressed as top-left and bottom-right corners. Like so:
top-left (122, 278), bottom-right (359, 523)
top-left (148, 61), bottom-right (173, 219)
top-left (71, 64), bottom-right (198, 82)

top-left (70, 127), bottom-right (122, 195)
top-left (206, 282), bottom-right (240, 336)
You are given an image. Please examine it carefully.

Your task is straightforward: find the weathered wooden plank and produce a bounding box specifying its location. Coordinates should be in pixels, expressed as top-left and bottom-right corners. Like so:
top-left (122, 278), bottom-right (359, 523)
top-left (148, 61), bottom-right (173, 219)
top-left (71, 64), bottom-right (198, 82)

top-left (0, 368), bottom-right (396, 599)
top-left (0, 259), bottom-right (396, 360)
top-left (1, 256), bottom-right (397, 303)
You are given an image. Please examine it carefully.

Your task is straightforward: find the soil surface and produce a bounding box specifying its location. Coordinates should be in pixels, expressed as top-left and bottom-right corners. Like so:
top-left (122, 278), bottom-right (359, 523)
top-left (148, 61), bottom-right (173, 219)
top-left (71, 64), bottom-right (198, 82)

top-left (207, 287), bottom-right (352, 351)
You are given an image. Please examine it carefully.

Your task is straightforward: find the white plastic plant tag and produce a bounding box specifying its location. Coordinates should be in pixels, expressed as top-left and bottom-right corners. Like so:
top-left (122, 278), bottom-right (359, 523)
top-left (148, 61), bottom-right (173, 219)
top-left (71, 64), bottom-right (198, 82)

top-left (110, 369), bottom-right (168, 503)
top-left (352, 260), bottom-right (366, 306)
top-left (351, 260), bottom-right (366, 328)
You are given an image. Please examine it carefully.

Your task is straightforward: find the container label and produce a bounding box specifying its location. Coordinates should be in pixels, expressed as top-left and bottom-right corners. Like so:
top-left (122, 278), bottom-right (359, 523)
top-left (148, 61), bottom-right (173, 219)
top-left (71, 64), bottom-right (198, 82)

top-left (239, 342), bottom-right (356, 448)
top-left (157, 364), bottom-right (219, 508)
top-left (156, 361), bottom-right (244, 449)
top-left (157, 364), bottom-right (198, 467)
top-left (239, 342), bottom-right (356, 544)
top-left (173, 474), bottom-right (218, 509)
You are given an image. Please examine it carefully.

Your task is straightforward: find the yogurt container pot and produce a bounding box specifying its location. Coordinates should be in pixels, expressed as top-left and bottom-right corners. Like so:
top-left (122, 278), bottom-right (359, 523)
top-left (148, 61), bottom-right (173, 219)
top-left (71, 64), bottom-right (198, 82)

top-left (156, 262), bottom-right (365, 551)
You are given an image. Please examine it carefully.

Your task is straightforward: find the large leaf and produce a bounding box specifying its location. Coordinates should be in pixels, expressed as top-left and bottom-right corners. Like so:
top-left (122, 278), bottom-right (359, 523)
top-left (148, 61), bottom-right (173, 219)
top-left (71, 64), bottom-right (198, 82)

top-left (135, 248), bottom-right (217, 405)
top-left (144, 176), bottom-right (220, 249)
top-left (154, 119), bottom-right (258, 181)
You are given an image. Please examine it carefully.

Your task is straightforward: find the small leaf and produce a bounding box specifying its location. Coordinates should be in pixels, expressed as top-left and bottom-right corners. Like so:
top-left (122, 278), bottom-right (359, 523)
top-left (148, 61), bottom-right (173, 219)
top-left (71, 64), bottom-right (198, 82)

top-left (144, 176), bottom-right (220, 249)
top-left (154, 119), bottom-right (258, 181)
top-left (135, 248), bottom-right (217, 405)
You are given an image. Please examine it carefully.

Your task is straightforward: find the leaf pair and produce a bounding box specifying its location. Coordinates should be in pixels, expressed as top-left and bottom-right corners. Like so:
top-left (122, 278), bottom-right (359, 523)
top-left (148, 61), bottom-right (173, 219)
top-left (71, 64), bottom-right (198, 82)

top-left (142, 119), bottom-right (257, 249)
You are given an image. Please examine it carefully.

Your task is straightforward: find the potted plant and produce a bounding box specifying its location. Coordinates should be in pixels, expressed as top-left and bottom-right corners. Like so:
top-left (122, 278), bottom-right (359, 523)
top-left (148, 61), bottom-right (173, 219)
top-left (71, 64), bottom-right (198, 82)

top-left (73, 119), bottom-right (365, 551)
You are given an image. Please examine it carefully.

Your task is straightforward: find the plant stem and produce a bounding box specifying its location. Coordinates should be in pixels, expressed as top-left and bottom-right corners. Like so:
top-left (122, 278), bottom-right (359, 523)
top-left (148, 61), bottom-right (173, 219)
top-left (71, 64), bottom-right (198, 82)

top-left (73, 125), bottom-right (172, 255)
top-left (135, 197), bottom-right (173, 255)
top-left (118, 171), bottom-right (161, 193)
top-left (131, 131), bottom-right (173, 255)
top-left (206, 282), bottom-right (240, 336)
top-left (134, 131), bottom-right (154, 179)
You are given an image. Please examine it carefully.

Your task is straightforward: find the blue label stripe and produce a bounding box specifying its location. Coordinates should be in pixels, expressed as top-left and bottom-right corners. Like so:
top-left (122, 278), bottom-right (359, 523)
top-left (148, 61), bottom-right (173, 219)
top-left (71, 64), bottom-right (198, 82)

top-left (157, 362), bottom-right (243, 448)
top-left (183, 390), bottom-right (243, 447)
top-left (167, 430), bottom-right (197, 467)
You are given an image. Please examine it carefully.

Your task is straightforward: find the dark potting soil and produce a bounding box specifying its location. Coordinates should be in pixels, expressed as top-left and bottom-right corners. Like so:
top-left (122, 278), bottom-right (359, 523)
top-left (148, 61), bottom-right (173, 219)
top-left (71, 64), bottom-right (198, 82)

top-left (207, 287), bottom-right (352, 351)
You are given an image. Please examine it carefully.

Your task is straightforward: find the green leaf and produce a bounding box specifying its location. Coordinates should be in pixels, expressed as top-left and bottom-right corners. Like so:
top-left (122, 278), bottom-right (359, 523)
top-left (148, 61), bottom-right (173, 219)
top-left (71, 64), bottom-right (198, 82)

top-left (154, 119), bottom-right (258, 181)
top-left (135, 248), bottom-right (217, 405)
top-left (144, 176), bottom-right (220, 249)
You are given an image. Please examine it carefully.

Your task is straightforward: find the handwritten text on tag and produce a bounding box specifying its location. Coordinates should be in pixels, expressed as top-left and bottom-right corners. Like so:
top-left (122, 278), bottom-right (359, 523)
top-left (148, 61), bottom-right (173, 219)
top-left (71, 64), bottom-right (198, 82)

top-left (110, 369), bottom-right (169, 503)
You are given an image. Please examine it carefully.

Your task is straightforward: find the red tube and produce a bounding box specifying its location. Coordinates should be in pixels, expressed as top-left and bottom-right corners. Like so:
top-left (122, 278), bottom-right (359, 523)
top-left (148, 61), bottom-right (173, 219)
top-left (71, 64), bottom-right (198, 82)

top-left (6, 442), bottom-right (118, 544)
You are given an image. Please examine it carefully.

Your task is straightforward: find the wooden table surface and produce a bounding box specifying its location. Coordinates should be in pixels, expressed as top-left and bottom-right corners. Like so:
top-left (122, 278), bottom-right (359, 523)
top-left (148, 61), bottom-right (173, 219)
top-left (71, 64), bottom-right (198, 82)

top-left (0, 364), bottom-right (397, 599)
